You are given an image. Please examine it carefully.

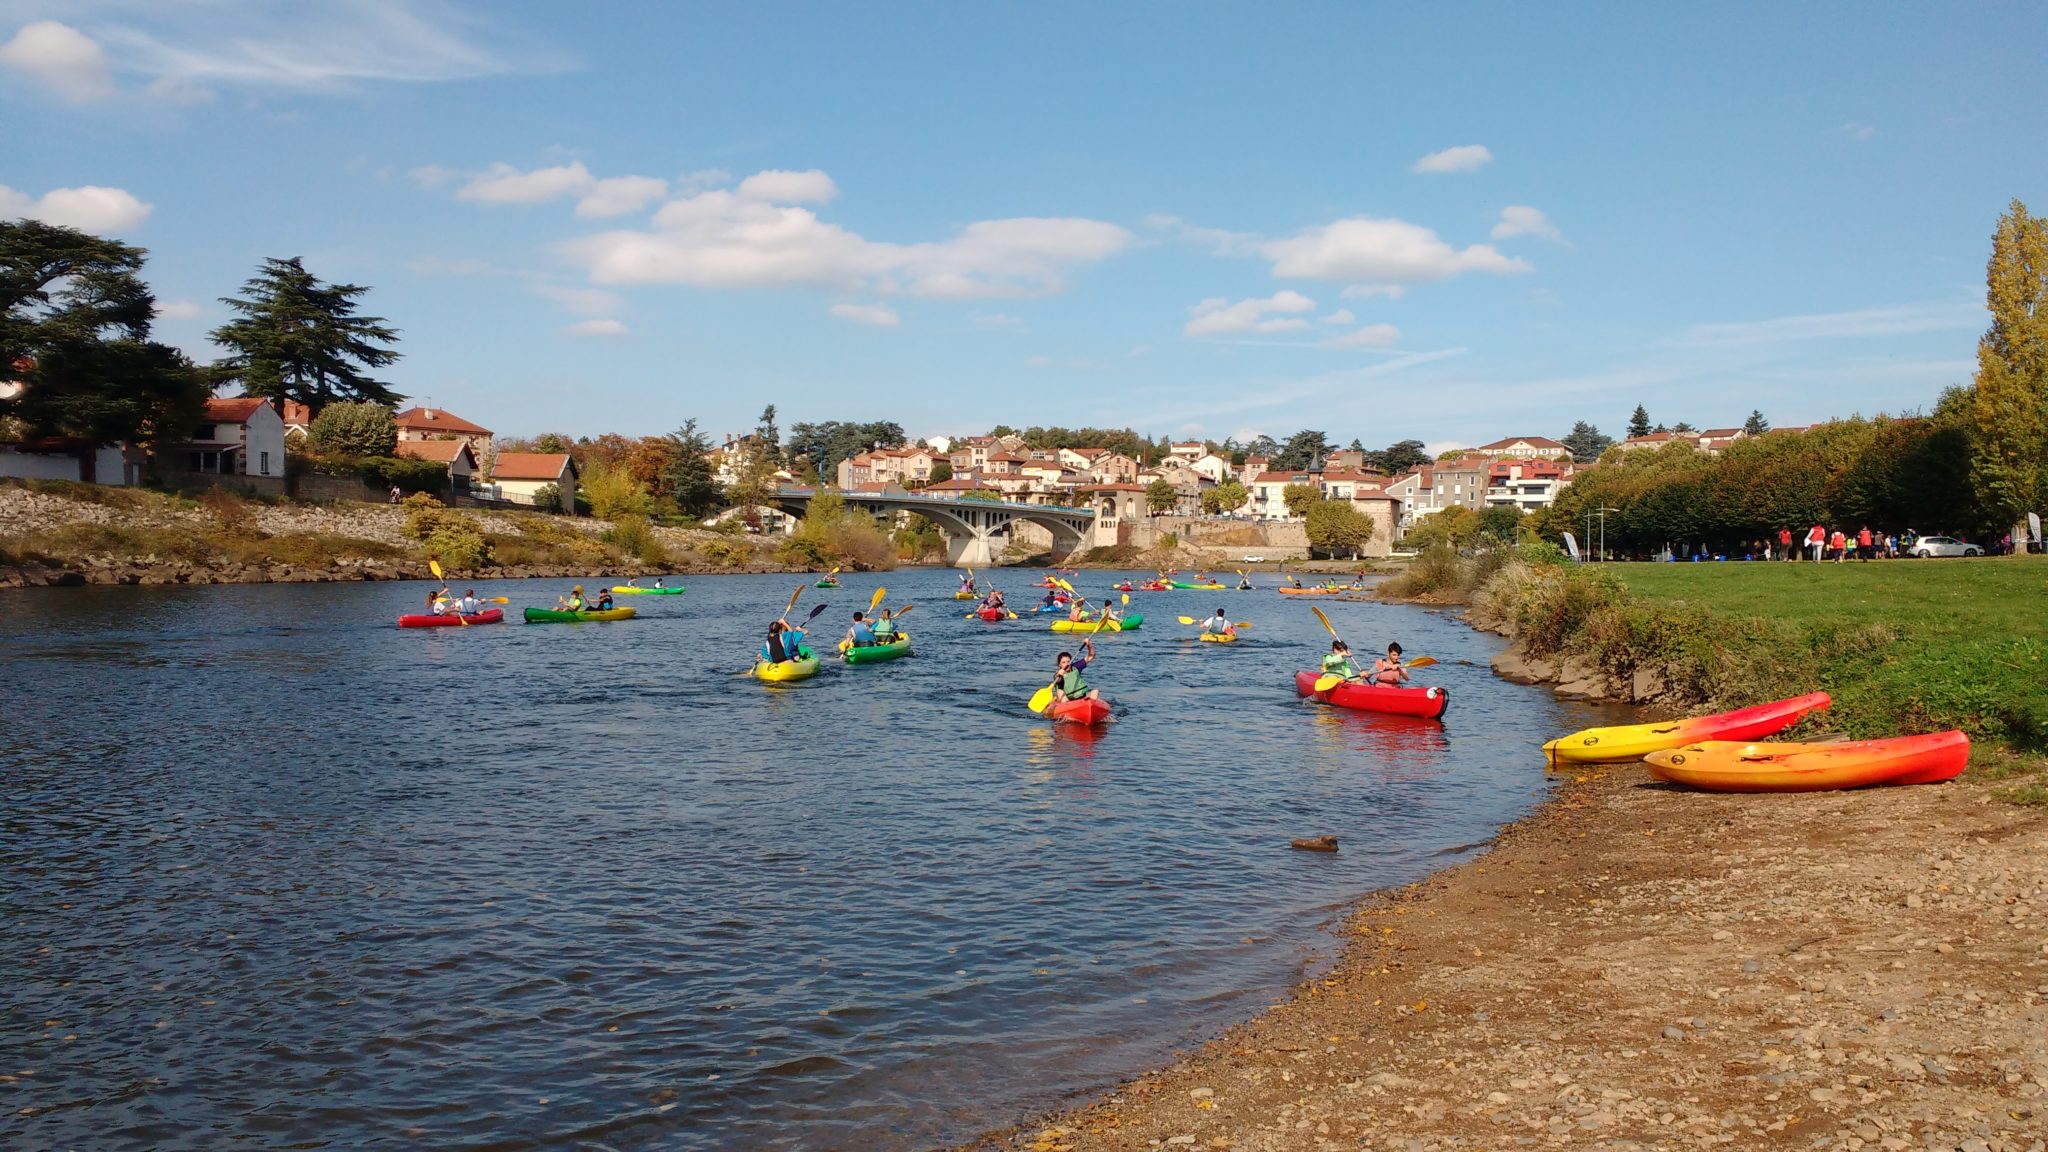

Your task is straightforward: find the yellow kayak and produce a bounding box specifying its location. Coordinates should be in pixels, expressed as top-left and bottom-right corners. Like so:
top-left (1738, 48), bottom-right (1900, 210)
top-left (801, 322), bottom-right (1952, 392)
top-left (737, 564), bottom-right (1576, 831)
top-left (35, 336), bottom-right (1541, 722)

top-left (1542, 692), bottom-right (1832, 765)
top-left (1198, 631), bottom-right (1237, 643)
top-left (953, 591), bottom-right (977, 600)
top-left (752, 654), bottom-right (820, 682)
top-left (1048, 613), bottom-right (1143, 633)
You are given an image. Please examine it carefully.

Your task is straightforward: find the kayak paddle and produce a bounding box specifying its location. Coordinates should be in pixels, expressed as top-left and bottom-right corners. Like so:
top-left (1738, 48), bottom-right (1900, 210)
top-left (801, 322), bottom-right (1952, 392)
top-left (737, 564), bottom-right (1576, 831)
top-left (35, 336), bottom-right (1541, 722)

top-left (1028, 683), bottom-right (1055, 714)
top-left (427, 559), bottom-right (468, 626)
top-left (868, 586), bottom-right (887, 612)
top-left (1314, 656), bottom-right (1437, 693)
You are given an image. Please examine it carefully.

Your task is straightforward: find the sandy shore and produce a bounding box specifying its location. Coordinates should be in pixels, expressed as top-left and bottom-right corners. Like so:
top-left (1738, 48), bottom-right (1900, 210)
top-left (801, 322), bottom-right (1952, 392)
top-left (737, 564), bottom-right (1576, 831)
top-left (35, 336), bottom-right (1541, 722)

top-left (965, 766), bottom-right (2047, 1152)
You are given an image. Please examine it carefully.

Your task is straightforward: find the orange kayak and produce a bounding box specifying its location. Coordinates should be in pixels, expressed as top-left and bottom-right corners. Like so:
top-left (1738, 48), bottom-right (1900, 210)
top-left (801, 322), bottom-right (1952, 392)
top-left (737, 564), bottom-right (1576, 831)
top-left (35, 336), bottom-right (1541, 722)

top-left (1643, 730), bottom-right (1968, 792)
top-left (1543, 691), bottom-right (1831, 764)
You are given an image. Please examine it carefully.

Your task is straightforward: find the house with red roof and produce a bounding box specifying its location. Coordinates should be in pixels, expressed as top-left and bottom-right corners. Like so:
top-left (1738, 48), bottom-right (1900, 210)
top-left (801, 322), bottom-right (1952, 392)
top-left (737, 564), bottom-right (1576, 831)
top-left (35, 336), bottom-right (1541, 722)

top-left (280, 401), bottom-right (313, 442)
top-left (490, 452), bottom-right (577, 513)
top-left (394, 406), bottom-right (493, 457)
top-left (178, 397), bottom-right (287, 481)
top-left (395, 439), bottom-right (480, 494)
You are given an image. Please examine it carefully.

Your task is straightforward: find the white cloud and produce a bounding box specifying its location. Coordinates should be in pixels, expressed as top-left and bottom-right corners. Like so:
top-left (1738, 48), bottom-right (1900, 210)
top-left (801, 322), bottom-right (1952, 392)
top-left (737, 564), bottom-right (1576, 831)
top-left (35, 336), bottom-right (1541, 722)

top-left (972, 312), bottom-right (1023, 328)
top-left (1320, 308), bottom-right (1355, 326)
top-left (153, 298), bottom-right (203, 319)
top-left (457, 160), bottom-right (595, 205)
top-left (1184, 290), bottom-right (1317, 336)
top-left (675, 167), bottom-right (732, 194)
top-left (736, 169), bottom-right (837, 203)
top-left (531, 281), bottom-right (624, 316)
top-left (1341, 284), bottom-right (1406, 299)
top-left (563, 318), bottom-right (627, 337)
top-left (1261, 217), bottom-right (1529, 285)
top-left (1320, 323), bottom-right (1401, 349)
top-left (1142, 212), bottom-right (1263, 256)
top-left (1841, 121), bottom-right (1876, 141)
top-left (0, 183), bottom-right (152, 232)
top-left (564, 172), bottom-right (1130, 299)
top-left (408, 163), bottom-right (462, 189)
top-left (0, 20), bottom-right (115, 102)
top-left (1412, 144), bottom-right (1493, 174)
top-left (1679, 303), bottom-right (1979, 347)
top-left (576, 175), bottom-right (669, 218)
top-left (1491, 205), bottom-right (1564, 242)
top-left (829, 302), bottom-right (900, 327)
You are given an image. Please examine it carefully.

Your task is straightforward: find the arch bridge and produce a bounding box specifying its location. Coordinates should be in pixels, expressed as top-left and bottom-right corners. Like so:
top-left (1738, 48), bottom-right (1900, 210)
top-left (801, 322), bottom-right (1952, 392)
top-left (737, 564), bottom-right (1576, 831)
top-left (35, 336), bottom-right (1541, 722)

top-left (771, 487), bottom-right (1099, 566)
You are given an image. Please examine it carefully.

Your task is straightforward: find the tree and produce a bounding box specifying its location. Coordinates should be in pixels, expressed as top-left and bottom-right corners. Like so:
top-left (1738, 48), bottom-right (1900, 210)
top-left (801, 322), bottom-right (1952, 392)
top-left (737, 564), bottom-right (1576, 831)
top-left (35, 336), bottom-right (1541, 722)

top-left (1245, 434), bottom-right (1280, 459)
top-left (1560, 421), bottom-right (1613, 463)
top-left (1273, 429), bottom-right (1331, 470)
top-left (928, 459), bottom-right (954, 484)
top-left (754, 404), bottom-right (781, 466)
top-left (1405, 504), bottom-right (1476, 551)
top-left (308, 400), bottom-right (397, 456)
top-left (1476, 503), bottom-right (1524, 543)
top-left (1304, 499), bottom-right (1375, 558)
top-left (625, 435), bottom-right (682, 495)
top-left (1281, 482), bottom-right (1320, 518)
top-left (1743, 409), bottom-right (1770, 436)
top-left (1671, 420), bottom-right (1698, 434)
top-left (1969, 198), bottom-right (2048, 538)
top-left (663, 419), bottom-right (722, 517)
top-left (210, 256), bottom-right (401, 412)
top-left (1203, 478), bottom-right (1248, 515)
top-left (786, 419), bottom-right (908, 478)
top-left (1346, 437), bottom-right (1364, 452)
top-left (1627, 405), bottom-right (1651, 439)
top-left (1145, 477), bottom-right (1178, 515)
top-left (1374, 439), bottom-right (1431, 474)
top-left (0, 220), bottom-right (208, 449)
top-left (580, 459), bottom-right (653, 520)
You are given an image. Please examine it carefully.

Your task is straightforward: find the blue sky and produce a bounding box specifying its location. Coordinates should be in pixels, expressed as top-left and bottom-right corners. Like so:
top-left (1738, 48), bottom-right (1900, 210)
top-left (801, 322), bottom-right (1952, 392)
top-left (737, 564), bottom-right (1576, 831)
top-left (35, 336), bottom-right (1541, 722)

top-left (5, 1), bottom-right (2043, 449)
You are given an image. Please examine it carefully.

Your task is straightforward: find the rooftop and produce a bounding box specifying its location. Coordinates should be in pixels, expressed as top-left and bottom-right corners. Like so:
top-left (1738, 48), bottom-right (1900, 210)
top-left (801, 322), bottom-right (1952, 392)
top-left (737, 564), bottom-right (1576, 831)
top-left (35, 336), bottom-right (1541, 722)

top-left (395, 406), bottom-right (491, 436)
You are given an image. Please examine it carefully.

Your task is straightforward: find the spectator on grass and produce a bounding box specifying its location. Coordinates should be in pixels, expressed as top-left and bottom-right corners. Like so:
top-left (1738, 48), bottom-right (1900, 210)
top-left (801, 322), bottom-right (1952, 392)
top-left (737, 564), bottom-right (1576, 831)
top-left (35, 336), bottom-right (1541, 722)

top-left (1778, 527), bottom-right (1794, 561)
top-left (1857, 525), bottom-right (1874, 562)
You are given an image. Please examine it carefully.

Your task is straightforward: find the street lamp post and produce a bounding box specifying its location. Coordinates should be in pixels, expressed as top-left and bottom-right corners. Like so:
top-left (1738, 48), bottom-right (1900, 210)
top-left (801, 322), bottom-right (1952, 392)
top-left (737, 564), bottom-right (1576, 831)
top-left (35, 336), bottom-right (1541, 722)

top-left (1594, 506), bottom-right (1620, 561)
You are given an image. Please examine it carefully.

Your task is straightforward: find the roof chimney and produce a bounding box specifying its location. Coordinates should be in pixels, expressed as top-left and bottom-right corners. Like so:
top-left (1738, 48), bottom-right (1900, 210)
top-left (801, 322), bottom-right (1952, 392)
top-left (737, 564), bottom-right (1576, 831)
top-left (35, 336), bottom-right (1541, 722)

top-left (423, 407), bottom-right (435, 420)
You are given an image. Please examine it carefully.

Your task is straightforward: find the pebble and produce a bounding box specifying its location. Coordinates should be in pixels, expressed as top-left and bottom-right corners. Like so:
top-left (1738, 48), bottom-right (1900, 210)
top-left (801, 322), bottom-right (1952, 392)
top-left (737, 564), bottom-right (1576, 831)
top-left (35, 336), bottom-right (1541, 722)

top-left (1662, 1026), bottom-right (1687, 1041)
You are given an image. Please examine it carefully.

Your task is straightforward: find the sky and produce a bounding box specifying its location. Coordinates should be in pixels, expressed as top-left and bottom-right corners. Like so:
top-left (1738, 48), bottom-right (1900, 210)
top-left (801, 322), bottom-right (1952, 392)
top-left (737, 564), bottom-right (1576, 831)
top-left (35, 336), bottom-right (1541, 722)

top-left (5, 1), bottom-right (2044, 451)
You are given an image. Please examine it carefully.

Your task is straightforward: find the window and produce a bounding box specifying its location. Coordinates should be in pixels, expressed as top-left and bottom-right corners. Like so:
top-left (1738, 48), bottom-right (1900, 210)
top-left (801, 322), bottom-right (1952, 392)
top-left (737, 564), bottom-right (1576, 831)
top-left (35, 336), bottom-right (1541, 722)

top-left (191, 424), bottom-right (217, 441)
top-left (259, 451), bottom-right (271, 476)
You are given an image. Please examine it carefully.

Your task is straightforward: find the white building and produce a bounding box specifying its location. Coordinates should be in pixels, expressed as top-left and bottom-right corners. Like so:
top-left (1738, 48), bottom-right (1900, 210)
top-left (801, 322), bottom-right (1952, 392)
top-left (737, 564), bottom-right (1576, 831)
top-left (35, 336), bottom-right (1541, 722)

top-left (180, 397), bottom-right (287, 481)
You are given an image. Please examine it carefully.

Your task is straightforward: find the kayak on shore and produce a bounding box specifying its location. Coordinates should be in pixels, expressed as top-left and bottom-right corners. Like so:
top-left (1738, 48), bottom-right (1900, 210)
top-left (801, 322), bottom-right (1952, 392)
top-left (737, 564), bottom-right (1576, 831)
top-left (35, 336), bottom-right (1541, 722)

top-left (841, 634), bottom-right (912, 664)
top-left (1644, 730), bottom-right (1968, 792)
top-left (1543, 691), bottom-right (1832, 765)
top-left (609, 585), bottom-right (684, 595)
top-left (1293, 670), bottom-right (1448, 719)
top-left (752, 653), bottom-right (820, 682)
top-left (523, 606), bottom-right (638, 623)
top-left (1047, 696), bottom-right (1112, 726)
top-left (1049, 613), bottom-right (1143, 633)
top-left (398, 609), bottom-right (504, 628)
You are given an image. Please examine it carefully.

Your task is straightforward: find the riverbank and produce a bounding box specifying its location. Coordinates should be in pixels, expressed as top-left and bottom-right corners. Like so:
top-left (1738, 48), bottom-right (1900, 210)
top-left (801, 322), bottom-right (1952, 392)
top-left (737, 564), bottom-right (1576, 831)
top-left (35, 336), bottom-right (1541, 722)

top-left (0, 479), bottom-right (805, 587)
top-left (967, 765), bottom-right (2048, 1152)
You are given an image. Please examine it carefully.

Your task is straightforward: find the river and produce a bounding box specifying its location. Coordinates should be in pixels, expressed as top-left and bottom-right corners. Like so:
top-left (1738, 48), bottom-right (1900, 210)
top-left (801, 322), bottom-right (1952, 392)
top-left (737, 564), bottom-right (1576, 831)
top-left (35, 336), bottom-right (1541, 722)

top-left (0, 569), bottom-right (1600, 1150)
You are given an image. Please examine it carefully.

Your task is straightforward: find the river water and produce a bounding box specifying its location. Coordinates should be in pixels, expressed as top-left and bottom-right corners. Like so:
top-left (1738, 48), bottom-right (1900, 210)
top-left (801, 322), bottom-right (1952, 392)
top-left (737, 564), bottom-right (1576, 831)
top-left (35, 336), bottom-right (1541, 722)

top-left (1, 569), bottom-right (1598, 1150)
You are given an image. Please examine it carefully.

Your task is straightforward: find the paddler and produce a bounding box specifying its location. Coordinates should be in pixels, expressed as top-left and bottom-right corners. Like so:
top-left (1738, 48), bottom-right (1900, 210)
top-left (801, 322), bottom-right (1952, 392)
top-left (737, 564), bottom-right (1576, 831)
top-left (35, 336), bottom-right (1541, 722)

top-left (594, 589), bottom-right (615, 611)
top-left (1097, 599), bottom-right (1121, 625)
top-left (1040, 587), bottom-right (1063, 610)
top-left (1067, 596), bottom-right (1091, 623)
top-left (1322, 639), bottom-right (1361, 681)
top-left (452, 588), bottom-right (483, 615)
top-left (958, 572), bottom-right (976, 596)
top-left (1201, 608), bottom-right (1234, 639)
top-left (427, 586), bottom-right (452, 615)
top-left (983, 588), bottom-right (1007, 613)
top-left (1236, 575), bottom-right (1253, 590)
top-left (764, 619), bottom-right (793, 663)
top-left (871, 609), bottom-right (898, 642)
top-left (555, 585), bottom-right (587, 612)
top-left (1050, 640), bottom-right (1101, 704)
top-left (1367, 641), bottom-right (1412, 686)
top-left (845, 610), bottom-right (877, 649)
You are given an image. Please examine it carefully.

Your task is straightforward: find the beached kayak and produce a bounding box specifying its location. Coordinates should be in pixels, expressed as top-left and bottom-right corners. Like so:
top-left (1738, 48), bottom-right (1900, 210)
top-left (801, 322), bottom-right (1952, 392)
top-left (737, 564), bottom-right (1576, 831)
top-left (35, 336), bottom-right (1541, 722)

top-left (1294, 670), bottom-right (1448, 719)
top-left (1198, 631), bottom-right (1237, 643)
top-left (842, 634), bottom-right (911, 664)
top-left (609, 585), bottom-right (684, 595)
top-left (1542, 691), bottom-right (1832, 765)
top-left (1047, 697), bottom-right (1112, 726)
top-left (752, 653), bottom-right (820, 682)
top-left (1644, 730), bottom-right (1967, 792)
top-left (1048, 613), bottom-right (1143, 633)
top-left (522, 606), bottom-right (637, 623)
top-left (397, 609), bottom-right (504, 628)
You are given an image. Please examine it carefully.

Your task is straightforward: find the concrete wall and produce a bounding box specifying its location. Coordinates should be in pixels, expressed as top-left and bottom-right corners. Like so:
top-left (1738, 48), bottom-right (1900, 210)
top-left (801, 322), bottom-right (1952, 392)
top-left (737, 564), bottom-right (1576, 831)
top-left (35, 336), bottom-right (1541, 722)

top-left (154, 467), bottom-right (287, 499)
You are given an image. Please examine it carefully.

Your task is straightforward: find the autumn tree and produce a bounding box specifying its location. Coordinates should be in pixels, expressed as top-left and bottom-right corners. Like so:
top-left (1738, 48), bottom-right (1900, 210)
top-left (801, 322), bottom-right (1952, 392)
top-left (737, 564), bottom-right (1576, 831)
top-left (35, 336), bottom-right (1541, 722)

top-left (210, 257), bottom-right (401, 412)
top-left (1145, 477), bottom-right (1178, 514)
top-left (1203, 478), bottom-right (1248, 515)
top-left (1305, 499), bottom-right (1375, 558)
top-left (0, 220), bottom-right (208, 449)
top-left (1968, 199), bottom-right (2048, 541)
top-left (1281, 482), bottom-right (1320, 518)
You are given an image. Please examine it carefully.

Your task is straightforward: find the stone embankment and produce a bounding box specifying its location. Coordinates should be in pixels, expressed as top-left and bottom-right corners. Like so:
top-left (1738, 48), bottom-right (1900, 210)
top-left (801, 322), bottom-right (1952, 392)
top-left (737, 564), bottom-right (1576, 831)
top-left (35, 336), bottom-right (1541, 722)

top-left (970, 766), bottom-right (2048, 1152)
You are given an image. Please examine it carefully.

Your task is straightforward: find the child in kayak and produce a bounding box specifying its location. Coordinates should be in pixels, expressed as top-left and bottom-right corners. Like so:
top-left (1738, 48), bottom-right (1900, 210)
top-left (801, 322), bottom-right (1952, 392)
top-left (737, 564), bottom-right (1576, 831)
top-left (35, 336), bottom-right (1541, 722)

top-left (594, 589), bottom-right (615, 611)
top-left (556, 585), bottom-right (587, 612)
top-left (983, 589), bottom-right (1007, 613)
top-left (1368, 642), bottom-right (1411, 686)
top-left (1321, 639), bottom-right (1360, 680)
top-left (452, 589), bottom-right (483, 615)
top-left (1201, 608), bottom-right (1234, 638)
top-left (1068, 598), bottom-right (1091, 623)
top-left (871, 609), bottom-right (898, 642)
top-left (428, 586), bottom-right (452, 615)
top-left (765, 619), bottom-right (793, 663)
top-left (845, 611), bottom-right (876, 649)
top-left (1050, 641), bottom-right (1100, 704)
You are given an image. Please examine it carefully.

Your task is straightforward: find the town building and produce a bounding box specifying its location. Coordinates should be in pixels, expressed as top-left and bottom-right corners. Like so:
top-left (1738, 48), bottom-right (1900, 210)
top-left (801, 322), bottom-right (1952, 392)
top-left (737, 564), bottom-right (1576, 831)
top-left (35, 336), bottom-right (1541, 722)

top-left (1471, 435), bottom-right (1572, 460)
top-left (178, 397), bottom-right (287, 481)
top-left (394, 406), bottom-right (493, 457)
top-left (490, 452), bottom-right (578, 513)
top-left (395, 439), bottom-right (480, 496)
top-left (1483, 458), bottom-right (1575, 513)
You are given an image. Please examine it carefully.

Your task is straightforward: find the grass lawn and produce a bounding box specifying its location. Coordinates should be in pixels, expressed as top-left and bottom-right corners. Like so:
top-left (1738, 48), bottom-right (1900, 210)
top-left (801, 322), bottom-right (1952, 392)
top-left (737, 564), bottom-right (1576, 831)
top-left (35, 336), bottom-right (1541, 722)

top-left (1608, 556), bottom-right (2047, 801)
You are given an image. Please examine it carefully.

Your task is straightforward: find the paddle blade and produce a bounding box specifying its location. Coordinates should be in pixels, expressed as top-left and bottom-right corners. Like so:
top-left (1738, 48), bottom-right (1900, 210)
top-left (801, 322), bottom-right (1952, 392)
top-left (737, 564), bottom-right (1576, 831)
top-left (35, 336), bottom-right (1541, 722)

top-left (805, 603), bottom-right (830, 622)
top-left (429, 559), bottom-right (444, 580)
top-left (1311, 605), bottom-right (1338, 637)
top-left (1028, 685), bottom-right (1055, 714)
top-left (869, 586), bottom-right (887, 611)
top-left (487, 597), bottom-right (510, 604)
top-left (1405, 656), bottom-right (1438, 668)
top-left (1121, 593), bottom-right (1129, 605)
top-left (1313, 673), bottom-right (1344, 692)
top-left (1177, 616), bottom-right (1197, 625)
top-left (1235, 622), bottom-right (1253, 628)
top-left (785, 584), bottom-right (805, 614)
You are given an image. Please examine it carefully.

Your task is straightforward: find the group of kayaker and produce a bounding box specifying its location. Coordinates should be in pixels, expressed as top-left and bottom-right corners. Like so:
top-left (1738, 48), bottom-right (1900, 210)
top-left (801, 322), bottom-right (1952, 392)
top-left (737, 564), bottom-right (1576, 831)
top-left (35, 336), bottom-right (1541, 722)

top-left (554, 585), bottom-right (615, 612)
top-left (1319, 638), bottom-right (1411, 686)
top-left (424, 586), bottom-right (486, 616)
top-left (839, 609), bottom-right (903, 649)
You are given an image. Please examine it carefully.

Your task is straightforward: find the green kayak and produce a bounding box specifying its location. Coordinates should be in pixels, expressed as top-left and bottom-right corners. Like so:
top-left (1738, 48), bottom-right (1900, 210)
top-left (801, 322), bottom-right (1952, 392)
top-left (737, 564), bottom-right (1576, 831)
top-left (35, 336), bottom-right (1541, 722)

top-left (842, 633), bottom-right (912, 664)
top-left (610, 585), bottom-right (683, 595)
top-left (523, 606), bottom-right (638, 623)
top-left (815, 580), bottom-right (840, 588)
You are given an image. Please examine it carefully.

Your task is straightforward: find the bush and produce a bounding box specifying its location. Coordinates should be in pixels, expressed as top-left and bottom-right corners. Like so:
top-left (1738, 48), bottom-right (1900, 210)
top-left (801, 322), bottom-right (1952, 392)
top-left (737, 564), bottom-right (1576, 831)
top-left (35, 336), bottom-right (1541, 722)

top-left (199, 487), bottom-right (258, 535)
top-left (603, 513), bottom-right (668, 565)
top-left (582, 461), bottom-right (653, 520)
top-left (784, 489), bottom-right (896, 570)
top-left (308, 454), bottom-right (447, 495)
top-left (531, 483), bottom-right (562, 513)
top-left (309, 402), bottom-right (398, 457)
top-left (700, 538), bottom-right (754, 567)
top-left (402, 493), bottom-right (491, 569)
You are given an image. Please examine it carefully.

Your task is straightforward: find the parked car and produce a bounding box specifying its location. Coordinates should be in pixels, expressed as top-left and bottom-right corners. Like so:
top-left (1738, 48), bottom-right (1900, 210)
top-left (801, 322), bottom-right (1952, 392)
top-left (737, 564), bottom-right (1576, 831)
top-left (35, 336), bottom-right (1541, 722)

top-left (1909, 535), bottom-right (1979, 558)
top-left (1241, 554), bottom-right (1266, 563)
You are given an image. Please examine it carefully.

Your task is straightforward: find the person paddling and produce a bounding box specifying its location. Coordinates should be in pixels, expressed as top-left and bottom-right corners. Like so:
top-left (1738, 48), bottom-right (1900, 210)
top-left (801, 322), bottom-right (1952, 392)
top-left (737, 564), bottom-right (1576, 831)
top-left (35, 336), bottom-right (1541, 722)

top-left (982, 588), bottom-right (1007, 613)
top-left (1367, 641), bottom-right (1412, 686)
top-left (871, 609), bottom-right (898, 642)
top-left (556, 585), bottom-right (588, 612)
top-left (452, 588), bottom-right (483, 615)
top-left (958, 572), bottom-right (976, 596)
top-left (1201, 607), bottom-right (1234, 639)
top-left (594, 589), bottom-right (615, 611)
top-left (1050, 640), bottom-right (1101, 705)
top-left (1068, 597), bottom-right (1091, 623)
top-left (1322, 639), bottom-right (1361, 681)
top-left (764, 619), bottom-right (793, 663)
top-left (427, 587), bottom-right (451, 615)
top-left (845, 610), bottom-right (877, 649)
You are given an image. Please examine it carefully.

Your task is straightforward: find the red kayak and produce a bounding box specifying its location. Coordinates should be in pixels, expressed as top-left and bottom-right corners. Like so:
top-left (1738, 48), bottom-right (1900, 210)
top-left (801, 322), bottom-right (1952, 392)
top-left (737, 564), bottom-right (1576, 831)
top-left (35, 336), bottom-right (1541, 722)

top-left (977, 607), bottom-right (1007, 621)
top-left (1048, 697), bottom-right (1112, 726)
top-left (398, 609), bottom-right (504, 628)
top-left (1294, 670), bottom-right (1449, 720)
